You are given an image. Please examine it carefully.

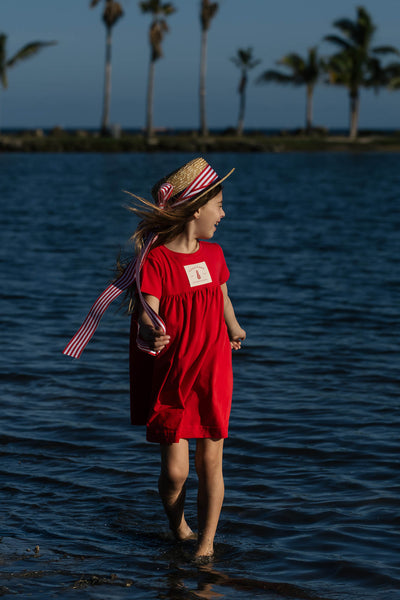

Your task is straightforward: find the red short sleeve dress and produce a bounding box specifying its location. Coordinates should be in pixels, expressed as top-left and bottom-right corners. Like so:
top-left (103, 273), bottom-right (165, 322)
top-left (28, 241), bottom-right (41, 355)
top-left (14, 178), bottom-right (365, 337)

top-left (129, 241), bottom-right (233, 444)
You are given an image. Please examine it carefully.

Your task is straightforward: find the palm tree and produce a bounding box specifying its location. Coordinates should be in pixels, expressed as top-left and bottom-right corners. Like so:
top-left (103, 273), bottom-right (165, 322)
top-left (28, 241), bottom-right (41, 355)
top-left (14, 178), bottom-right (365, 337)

top-left (231, 48), bottom-right (260, 135)
top-left (257, 47), bottom-right (321, 133)
top-left (324, 6), bottom-right (399, 139)
top-left (199, 0), bottom-right (218, 137)
top-left (140, 0), bottom-right (176, 141)
top-left (0, 34), bottom-right (56, 132)
top-left (90, 0), bottom-right (124, 135)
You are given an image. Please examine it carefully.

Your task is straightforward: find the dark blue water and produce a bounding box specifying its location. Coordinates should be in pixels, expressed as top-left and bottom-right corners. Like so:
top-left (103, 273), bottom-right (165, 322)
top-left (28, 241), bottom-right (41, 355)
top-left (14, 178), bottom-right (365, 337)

top-left (1, 152), bottom-right (399, 599)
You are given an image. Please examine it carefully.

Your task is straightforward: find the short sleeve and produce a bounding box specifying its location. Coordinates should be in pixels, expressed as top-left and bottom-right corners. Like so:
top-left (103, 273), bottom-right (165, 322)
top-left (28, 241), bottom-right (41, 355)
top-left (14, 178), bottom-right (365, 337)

top-left (140, 254), bottom-right (163, 299)
top-left (217, 245), bottom-right (230, 284)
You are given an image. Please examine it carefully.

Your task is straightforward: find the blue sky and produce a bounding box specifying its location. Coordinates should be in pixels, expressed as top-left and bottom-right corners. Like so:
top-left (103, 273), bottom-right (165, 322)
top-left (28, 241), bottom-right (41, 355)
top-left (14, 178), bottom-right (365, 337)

top-left (1, 0), bottom-right (400, 131)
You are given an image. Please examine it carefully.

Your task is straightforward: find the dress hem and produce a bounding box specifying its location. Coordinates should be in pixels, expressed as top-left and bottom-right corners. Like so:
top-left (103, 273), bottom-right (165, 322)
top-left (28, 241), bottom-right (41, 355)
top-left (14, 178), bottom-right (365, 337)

top-left (146, 426), bottom-right (228, 445)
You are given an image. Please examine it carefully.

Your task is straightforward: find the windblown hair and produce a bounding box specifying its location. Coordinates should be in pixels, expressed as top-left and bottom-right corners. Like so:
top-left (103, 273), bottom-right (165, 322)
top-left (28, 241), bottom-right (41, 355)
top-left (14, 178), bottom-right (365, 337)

top-left (129, 182), bottom-right (223, 254)
top-left (116, 179), bottom-right (223, 313)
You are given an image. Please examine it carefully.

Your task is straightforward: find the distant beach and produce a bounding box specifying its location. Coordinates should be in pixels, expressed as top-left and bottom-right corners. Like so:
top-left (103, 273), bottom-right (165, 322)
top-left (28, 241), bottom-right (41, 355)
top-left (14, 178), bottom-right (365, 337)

top-left (2, 128), bottom-right (400, 153)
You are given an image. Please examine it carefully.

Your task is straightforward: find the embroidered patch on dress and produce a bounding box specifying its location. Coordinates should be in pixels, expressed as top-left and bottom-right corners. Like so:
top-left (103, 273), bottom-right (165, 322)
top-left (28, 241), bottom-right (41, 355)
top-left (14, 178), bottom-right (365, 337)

top-left (184, 262), bottom-right (212, 287)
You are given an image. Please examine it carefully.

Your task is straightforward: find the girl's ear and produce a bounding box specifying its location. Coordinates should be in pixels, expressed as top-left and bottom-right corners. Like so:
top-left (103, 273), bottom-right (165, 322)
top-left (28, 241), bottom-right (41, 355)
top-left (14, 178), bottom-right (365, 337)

top-left (193, 210), bottom-right (200, 220)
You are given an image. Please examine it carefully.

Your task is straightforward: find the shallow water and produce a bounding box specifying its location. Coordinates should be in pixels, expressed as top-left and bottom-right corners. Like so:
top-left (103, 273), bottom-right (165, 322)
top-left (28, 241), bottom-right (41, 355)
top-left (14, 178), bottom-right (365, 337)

top-left (1, 152), bottom-right (399, 599)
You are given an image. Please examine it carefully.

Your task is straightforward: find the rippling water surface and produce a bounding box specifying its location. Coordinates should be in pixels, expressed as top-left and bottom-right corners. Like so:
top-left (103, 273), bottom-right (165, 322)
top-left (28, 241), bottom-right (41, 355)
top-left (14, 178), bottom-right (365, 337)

top-left (1, 152), bottom-right (399, 599)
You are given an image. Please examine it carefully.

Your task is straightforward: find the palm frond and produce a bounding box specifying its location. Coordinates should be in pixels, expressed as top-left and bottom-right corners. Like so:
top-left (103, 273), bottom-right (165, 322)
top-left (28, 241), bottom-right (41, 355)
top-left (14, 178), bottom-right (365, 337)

top-left (372, 45), bottom-right (400, 56)
top-left (356, 6), bottom-right (375, 41)
top-left (388, 76), bottom-right (400, 90)
top-left (279, 53), bottom-right (305, 72)
top-left (140, 0), bottom-right (175, 16)
top-left (257, 70), bottom-right (295, 85)
top-left (162, 3), bottom-right (176, 16)
top-left (149, 20), bottom-right (169, 60)
top-left (238, 48), bottom-right (252, 64)
top-left (231, 47), bottom-right (261, 70)
top-left (384, 61), bottom-right (400, 77)
top-left (331, 18), bottom-right (357, 39)
top-left (259, 46), bottom-right (321, 86)
top-left (103, 1), bottom-right (124, 27)
top-left (325, 51), bottom-right (353, 86)
top-left (200, 0), bottom-right (219, 31)
top-left (324, 34), bottom-right (352, 51)
top-left (6, 41), bottom-right (57, 68)
top-left (140, 0), bottom-right (158, 12)
top-left (364, 57), bottom-right (390, 91)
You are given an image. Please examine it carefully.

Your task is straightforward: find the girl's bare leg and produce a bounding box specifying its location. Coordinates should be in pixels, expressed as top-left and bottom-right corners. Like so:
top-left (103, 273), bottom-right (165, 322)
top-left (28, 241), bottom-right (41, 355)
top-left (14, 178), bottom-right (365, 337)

top-left (159, 439), bottom-right (195, 540)
top-left (194, 438), bottom-right (225, 558)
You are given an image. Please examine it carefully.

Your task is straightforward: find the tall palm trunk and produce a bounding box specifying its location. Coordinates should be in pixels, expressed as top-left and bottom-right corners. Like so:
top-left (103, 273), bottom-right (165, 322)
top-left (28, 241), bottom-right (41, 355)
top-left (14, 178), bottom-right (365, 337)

top-left (306, 84), bottom-right (313, 132)
top-left (199, 28), bottom-right (208, 137)
top-left (101, 25), bottom-right (112, 134)
top-left (349, 90), bottom-right (360, 139)
top-left (146, 57), bottom-right (155, 140)
top-left (236, 72), bottom-right (247, 136)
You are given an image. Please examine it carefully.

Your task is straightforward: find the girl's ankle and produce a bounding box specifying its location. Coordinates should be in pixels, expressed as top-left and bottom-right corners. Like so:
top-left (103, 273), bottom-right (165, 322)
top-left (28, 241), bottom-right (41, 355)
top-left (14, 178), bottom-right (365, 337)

top-left (172, 522), bottom-right (196, 541)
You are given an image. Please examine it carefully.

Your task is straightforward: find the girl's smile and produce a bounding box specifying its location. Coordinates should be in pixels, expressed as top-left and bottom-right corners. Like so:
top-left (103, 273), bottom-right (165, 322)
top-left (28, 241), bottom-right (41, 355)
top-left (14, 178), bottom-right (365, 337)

top-left (194, 191), bottom-right (225, 239)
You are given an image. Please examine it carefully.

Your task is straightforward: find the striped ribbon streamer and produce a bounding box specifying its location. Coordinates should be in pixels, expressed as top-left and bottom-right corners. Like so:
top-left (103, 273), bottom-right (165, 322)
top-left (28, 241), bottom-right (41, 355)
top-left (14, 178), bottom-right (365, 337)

top-left (172, 164), bottom-right (219, 207)
top-left (157, 182), bottom-right (174, 208)
top-left (62, 234), bottom-right (165, 359)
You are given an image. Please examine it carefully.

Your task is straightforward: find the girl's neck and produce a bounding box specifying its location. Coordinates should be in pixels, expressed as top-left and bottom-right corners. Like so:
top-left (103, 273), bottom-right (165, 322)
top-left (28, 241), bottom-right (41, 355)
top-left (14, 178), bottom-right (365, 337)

top-left (164, 232), bottom-right (199, 254)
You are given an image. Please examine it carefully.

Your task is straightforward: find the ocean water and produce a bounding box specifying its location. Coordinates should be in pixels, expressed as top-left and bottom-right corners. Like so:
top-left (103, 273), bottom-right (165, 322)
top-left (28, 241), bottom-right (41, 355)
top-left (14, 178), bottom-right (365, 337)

top-left (1, 151), bottom-right (399, 600)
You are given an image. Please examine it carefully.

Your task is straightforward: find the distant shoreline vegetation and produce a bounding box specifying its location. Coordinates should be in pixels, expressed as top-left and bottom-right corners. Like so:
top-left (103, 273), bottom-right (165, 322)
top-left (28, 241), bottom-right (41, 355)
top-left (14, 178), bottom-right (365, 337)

top-left (2, 4), bottom-right (400, 141)
top-left (2, 127), bottom-right (400, 153)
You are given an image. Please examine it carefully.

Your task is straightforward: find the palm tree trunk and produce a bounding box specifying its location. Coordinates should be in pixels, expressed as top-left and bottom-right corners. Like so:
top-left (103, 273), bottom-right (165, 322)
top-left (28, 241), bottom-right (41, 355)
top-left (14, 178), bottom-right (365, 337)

top-left (349, 90), bottom-right (360, 140)
top-left (146, 57), bottom-right (155, 140)
top-left (237, 74), bottom-right (247, 136)
top-left (101, 25), bottom-right (112, 135)
top-left (306, 84), bottom-right (313, 133)
top-left (199, 28), bottom-right (208, 137)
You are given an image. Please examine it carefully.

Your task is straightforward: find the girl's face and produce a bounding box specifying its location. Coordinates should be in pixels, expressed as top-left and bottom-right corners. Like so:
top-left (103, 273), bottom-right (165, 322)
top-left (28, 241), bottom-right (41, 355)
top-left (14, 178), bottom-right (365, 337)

top-left (194, 191), bottom-right (225, 239)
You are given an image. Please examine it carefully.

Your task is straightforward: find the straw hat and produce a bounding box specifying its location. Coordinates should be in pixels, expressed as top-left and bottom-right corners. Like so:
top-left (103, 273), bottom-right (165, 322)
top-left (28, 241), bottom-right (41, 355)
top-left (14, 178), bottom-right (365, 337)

top-left (152, 157), bottom-right (234, 207)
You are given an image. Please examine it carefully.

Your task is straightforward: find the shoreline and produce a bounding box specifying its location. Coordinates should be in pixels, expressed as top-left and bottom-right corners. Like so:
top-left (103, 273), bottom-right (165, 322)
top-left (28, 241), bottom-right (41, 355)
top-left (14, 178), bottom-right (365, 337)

top-left (2, 130), bottom-right (400, 153)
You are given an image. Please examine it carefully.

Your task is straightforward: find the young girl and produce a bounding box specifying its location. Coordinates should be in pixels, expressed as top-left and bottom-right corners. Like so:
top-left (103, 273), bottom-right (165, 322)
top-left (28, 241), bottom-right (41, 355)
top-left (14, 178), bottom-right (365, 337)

top-left (64, 157), bottom-right (246, 560)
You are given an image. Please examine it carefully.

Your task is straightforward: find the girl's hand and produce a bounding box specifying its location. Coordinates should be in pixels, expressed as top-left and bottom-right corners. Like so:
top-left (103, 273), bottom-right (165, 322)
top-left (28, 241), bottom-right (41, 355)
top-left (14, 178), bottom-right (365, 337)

top-left (230, 327), bottom-right (246, 351)
top-left (139, 323), bottom-right (170, 352)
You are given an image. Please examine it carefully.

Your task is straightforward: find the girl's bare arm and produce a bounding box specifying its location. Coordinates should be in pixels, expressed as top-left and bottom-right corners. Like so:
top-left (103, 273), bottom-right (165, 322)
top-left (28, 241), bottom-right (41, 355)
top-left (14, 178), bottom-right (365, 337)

top-left (220, 283), bottom-right (246, 350)
top-left (139, 294), bottom-right (171, 352)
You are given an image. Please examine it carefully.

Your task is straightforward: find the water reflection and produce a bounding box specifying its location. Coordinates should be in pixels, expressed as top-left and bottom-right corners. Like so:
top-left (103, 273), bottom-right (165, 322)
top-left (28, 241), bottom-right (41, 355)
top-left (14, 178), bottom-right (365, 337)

top-left (161, 559), bottom-right (334, 600)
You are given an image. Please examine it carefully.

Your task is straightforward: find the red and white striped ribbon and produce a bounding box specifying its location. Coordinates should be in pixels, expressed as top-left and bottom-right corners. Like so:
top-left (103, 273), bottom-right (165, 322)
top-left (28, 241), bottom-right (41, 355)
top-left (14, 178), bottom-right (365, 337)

top-left (172, 164), bottom-right (219, 207)
top-left (157, 182), bottom-right (174, 208)
top-left (62, 234), bottom-right (165, 358)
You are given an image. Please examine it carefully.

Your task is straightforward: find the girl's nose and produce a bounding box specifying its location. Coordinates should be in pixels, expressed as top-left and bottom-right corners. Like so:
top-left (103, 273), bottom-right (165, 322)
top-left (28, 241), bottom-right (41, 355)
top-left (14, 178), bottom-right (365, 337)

top-left (221, 208), bottom-right (226, 218)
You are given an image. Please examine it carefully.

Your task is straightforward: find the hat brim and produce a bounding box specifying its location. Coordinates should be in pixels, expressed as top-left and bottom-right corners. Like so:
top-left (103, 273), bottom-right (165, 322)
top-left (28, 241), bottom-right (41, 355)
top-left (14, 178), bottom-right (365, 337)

top-left (186, 167), bottom-right (235, 204)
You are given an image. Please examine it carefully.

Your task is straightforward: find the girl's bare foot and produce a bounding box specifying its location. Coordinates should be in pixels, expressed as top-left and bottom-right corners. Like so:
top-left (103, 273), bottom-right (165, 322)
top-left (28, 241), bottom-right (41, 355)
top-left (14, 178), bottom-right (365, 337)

top-left (192, 550), bottom-right (214, 564)
top-left (193, 538), bottom-right (214, 560)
